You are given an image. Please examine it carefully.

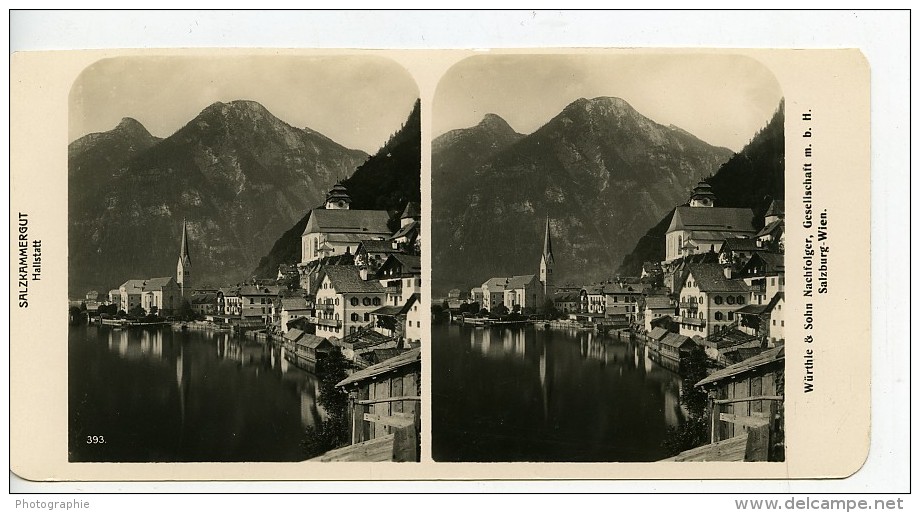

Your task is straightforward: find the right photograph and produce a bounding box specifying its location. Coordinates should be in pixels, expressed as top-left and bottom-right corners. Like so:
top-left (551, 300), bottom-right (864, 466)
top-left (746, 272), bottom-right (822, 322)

top-left (431, 53), bottom-right (786, 463)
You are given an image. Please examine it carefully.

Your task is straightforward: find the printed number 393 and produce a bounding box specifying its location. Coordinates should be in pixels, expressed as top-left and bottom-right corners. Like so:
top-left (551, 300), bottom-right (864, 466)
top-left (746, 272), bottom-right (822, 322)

top-left (86, 435), bottom-right (105, 444)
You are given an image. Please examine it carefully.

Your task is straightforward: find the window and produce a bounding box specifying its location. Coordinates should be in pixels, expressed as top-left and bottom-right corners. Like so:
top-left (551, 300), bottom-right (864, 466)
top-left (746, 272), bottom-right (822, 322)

top-left (737, 295), bottom-right (745, 305)
top-left (772, 319), bottom-right (776, 326)
top-left (727, 311), bottom-right (734, 320)
top-left (698, 296), bottom-right (703, 304)
top-left (715, 312), bottom-right (723, 321)
top-left (335, 298), bottom-right (340, 306)
top-left (770, 278), bottom-right (775, 286)
top-left (781, 320), bottom-right (784, 327)
top-left (726, 296), bottom-right (735, 305)
top-left (350, 297), bottom-right (359, 306)
top-left (373, 298), bottom-right (381, 306)
top-left (363, 297), bottom-right (371, 306)
top-left (714, 295), bottom-right (723, 305)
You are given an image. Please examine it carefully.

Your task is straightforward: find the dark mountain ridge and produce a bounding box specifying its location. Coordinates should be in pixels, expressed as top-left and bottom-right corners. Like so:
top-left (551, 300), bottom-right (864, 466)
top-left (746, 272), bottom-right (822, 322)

top-left (69, 100), bottom-right (368, 296)
top-left (616, 100), bottom-right (785, 276)
top-left (251, 99), bottom-right (422, 278)
top-left (432, 96), bottom-right (734, 295)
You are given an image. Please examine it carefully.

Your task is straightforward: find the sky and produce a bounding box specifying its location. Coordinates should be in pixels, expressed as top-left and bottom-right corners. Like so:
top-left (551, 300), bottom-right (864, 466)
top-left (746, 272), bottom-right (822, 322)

top-left (434, 53), bottom-right (783, 152)
top-left (69, 55), bottom-right (419, 153)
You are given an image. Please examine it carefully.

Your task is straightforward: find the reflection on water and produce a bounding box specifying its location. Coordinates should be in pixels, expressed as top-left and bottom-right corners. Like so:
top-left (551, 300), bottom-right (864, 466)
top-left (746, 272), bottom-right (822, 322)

top-left (70, 325), bottom-right (325, 462)
top-left (433, 324), bottom-right (686, 462)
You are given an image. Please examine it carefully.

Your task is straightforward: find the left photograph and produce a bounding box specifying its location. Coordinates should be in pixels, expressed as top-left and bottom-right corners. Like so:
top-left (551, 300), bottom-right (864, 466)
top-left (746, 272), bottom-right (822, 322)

top-left (67, 55), bottom-right (422, 463)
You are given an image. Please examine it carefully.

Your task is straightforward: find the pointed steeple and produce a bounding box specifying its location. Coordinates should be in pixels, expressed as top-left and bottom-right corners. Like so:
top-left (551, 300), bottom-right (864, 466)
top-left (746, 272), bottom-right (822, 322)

top-left (180, 218), bottom-right (191, 265)
top-left (177, 218), bottom-right (192, 298)
top-left (540, 216), bottom-right (555, 302)
top-left (542, 216), bottom-right (554, 265)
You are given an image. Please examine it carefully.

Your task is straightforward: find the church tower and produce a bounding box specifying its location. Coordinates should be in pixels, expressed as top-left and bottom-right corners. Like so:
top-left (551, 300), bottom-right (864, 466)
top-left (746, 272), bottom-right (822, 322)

top-left (689, 181), bottom-right (716, 207)
top-left (539, 216), bottom-right (555, 299)
top-left (177, 218), bottom-right (192, 298)
top-left (324, 182), bottom-right (352, 210)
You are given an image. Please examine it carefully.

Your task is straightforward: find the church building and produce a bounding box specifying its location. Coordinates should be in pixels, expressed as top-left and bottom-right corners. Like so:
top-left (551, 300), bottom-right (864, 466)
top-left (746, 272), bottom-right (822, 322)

top-left (300, 183), bottom-right (392, 264)
top-left (664, 182), bottom-right (756, 262)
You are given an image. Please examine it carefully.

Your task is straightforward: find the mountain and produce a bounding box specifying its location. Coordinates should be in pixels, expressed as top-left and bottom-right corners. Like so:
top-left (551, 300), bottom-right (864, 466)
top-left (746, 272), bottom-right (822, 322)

top-left (432, 113), bottom-right (524, 216)
top-left (432, 97), bottom-right (734, 295)
top-left (617, 100), bottom-right (785, 276)
top-left (251, 99), bottom-right (421, 278)
top-left (69, 100), bottom-right (368, 296)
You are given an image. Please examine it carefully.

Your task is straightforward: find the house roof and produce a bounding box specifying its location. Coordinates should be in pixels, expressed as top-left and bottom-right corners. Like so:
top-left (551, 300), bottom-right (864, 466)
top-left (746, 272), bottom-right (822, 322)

top-left (686, 263), bottom-right (751, 293)
top-left (336, 347), bottom-right (421, 388)
top-left (756, 219), bottom-right (784, 238)
top-left (120, 279), bottom-right (147, 294)
top-left (720, 237), bottom-right (763, 253)
top-left (649, 327), bottom-right (670, 341)
top-left (318, 266), bottom-right (385, 294)
top-left (191, 292), bottom-right (218, 304)
top-left (552, 292), bottom-right (580, 302)
top-left (704, 328), bottom-right (761, 349)
top-left (303, 209), bottom-right (391, 236)
top-left (506, 274), bottom-right (538, 289)
top-left (379, 253), bottom-right (422, 276)
top-left (371, 305), bottom-right (403, 316)
top-left (341, 328), bottom-right (395, 350)
top-left (401, 201), bottom-right (421, 219)
top-left (645, 296), bottom-right (672, 310)
top-left (284, 328), bottom-right (306, 342)
top-left (742, 252), bottom-right (785, 276)
top-left (280, 297), bottom-right (311, 312)
top-left (369, 348), bottom-right (405, 364)
top-left (669, 205), bottom-right (755, 234)
top-left (239, 285), bottom-right (282, 296)
top-left (482, 277), bottom-right (508, 291)
top-left (142, 277), bottom-right (176, 291)
top-left (696, 346), bottom-right (785, 387)
top-left (357, 239), bottom-right (399, 254)
top-left (390, 220), bottom-right (419, 240)
top-left (765, 199), bottom-right (785, 218)
top-left (602, 282), bottom-right (640, 295)
top-left (298, 334), bottom-right (331, 349)
top-left (660, 333), bottom-right (694, 350)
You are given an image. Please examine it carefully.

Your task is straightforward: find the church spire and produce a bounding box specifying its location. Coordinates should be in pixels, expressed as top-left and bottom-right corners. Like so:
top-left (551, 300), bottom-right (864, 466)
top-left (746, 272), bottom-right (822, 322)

top-left (543, 216), bottom-right (554, 264)
top-left (180, 218), bottom-right (191, 265)
top-left (540, 216), bottom-right (555, 301)
top-left (177, 218), bottom-right (192, 298)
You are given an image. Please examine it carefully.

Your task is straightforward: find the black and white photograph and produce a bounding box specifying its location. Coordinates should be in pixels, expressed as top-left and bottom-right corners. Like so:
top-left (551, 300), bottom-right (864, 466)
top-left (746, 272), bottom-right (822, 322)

top-left (66, 54), bottom-right (422, 462)
top-left (431, 53), bottom-right (787, 462)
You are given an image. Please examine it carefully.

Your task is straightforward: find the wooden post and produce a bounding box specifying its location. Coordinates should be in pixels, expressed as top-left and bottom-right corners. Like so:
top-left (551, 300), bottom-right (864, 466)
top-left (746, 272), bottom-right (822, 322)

top-left (392, 424), bottom-right (418, 462)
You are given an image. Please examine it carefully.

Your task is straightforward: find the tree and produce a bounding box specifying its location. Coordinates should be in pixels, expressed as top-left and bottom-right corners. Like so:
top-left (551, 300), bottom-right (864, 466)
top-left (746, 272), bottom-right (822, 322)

top-left (662, 345), bottom-right (711, 456)
top-left (128, 305), bottom-right (146, 318)
top-left (177, 299), bottom-right (195, 321)
top-left (301, 348), bottom-right (351, 458)
top-left (492, 304), bottom-right (509, 317)
top-left (542, 298), bottom-right (560, 319)
top-left (69, 306), bottom-right (84, 326)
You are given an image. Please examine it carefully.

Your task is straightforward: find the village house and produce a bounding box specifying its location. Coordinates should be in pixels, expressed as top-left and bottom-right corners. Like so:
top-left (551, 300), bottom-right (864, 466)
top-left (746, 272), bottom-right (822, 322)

top-left (118, 279), bottom-right (146, 313)
top-left (644, 294), bottom-right (675, 333)
top-left (718, 237), bottom-right (767, 270)
top-left (502, 274), bottom-right (543, 312)
top-left (313, 265), bottom-right (386, 339)
top-left (480, 277), bottom-right (508, 312)
top-left (278, 296), bottom-right (312, 334)
top-left (579, 284), bottom-right (607, 317)
top-left (300, 183), bottom-right (391, 264)
top-left (691, 346), bottom-right (785, 462)
top-left (317, 348), bottom-right (421, 462)
top-left (239, 285), bottom-right (281, 325)
top-left (376, 253), bottom-right (422, 308)
top-left (603, 282), bottom-right (642, 323)
top-left (389, 201), bottom-right (421, 252)
top-left (755, 199), bottom-right (786, 251)
top-left (217, 287), bottom-right (241, 318)
top-left (354, 239), bottom-right (401, 274)
top-left (191, 292), bottom-right (219, 317)
top-left (107, 288), bottom-right (122, 311)
top-left (664, 182), bottom-right (756, 263)
top-left (370, 293), bottom-right (422, 347)
top-left (741, 252), bottom-right (785, 307)
top-left (695, 328), bottom-right (763, 365)
top-left (140, 277), bottom-right (180, 315)
top-left (552, 291), bottom-right (580, 315)
top-left (470, 287), bottom-right (484, 308)
top-left (676, 262), bottom-right (751, 339)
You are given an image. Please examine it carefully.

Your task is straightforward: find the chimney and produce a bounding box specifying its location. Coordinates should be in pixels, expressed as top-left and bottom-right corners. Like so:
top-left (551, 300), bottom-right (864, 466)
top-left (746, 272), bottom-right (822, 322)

top-left (723, 266), bottom-right (733, 279)
top-left (359, 268), bottom-right (369, 281)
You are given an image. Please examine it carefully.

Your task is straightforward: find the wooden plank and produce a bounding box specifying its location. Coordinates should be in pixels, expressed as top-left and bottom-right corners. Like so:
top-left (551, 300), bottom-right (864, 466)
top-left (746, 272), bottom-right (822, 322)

top-left (744, 424), bottom-right (770, 461)
top-left (355, 395), bottom-right (421, 405)
top-left (720, 413), bottom-right (770, 428)
top-left (714, 395), bottom-right (783, 405)
top-left (392, 425), bottom-right (418, 462)
top-left (363, 412), bottom-right (414, 428)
